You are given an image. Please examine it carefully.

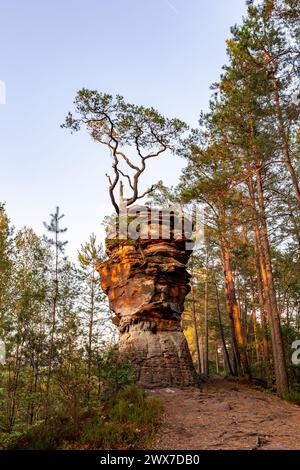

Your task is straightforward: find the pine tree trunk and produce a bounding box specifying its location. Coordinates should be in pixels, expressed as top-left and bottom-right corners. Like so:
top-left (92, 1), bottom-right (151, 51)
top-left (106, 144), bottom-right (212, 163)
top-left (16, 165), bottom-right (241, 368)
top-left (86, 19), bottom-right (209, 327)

top-left (272, 79), bottom-right (300, 204)
top-left (250, 284), bottom-right (260, 364)
top-left (247, 173), bottom-right (270, 366)
top-left (87, 265), bottom-right (95, 402)
top-left (190, 259), bottom-right (202, 374)
top-left (204, 251), bottom-right (209, 376)
top-left (221, 240), bottom-right (251, 378)
top-left (255, 163), bottom-right (289, 396)
top-left (212, 258), bottom-right (234, 376)
top-left (215, 341), bottom-right (220, 375)
top-left (46, 229), bottom-right (59, 409)
top-left (221, 247), bottom-right (240, 375)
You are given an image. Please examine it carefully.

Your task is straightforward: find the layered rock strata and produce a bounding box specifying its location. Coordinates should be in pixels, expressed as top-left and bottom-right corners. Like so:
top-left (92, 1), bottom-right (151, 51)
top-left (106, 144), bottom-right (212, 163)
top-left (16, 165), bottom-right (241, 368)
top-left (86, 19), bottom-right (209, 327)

top-left (98, 206), bottom-right (199, 387)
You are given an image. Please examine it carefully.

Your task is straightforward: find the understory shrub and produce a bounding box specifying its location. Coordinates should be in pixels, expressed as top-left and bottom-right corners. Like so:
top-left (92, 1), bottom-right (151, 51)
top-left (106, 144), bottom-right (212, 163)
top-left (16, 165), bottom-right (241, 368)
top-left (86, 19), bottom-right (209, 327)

top-left (1, 384), bottom-right (163, 450)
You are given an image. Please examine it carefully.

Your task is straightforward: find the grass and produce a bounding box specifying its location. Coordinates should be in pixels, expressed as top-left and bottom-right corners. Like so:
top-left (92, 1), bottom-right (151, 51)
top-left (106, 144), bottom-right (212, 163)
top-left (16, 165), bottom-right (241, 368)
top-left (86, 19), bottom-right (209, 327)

top-left (107, 385), bottom-right (163, 425)
top-left (79, 385), bottom-right (163, 449)
top-left (1, 385), bottom-right (163, 450)
top-left (283, 390), bottom-right (300, 405)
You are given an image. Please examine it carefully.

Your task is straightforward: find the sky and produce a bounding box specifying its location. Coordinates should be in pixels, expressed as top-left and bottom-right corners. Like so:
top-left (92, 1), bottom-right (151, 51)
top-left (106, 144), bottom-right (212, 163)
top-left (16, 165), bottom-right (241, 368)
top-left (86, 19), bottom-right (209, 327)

top-left (0, 0), bottom-right (247, 258)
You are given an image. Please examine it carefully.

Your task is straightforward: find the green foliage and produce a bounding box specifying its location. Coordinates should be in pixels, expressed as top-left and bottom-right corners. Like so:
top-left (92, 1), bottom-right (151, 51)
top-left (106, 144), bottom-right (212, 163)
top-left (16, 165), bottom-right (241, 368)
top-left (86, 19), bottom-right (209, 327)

top-left (80, 386), bottom-right (162, 449)
top-left (99, 346), bottom-right (135, 394)
top-left (63, 90), bottom-right (188, 214)
top-left (63, 90), bottom-right (187, 150)
top-left (80, 417), bottom-right (119, 449)
top-left (0, 204), bottom-right (139, 449)
top-left (1, 385), bottom-right (163, 450)
top-left (284, 391), bottom-right (300, 405)
top-left (5, 419), bottom-right (79, 450)
top-left (175, 0), bottom-right (300, 395)
top-left (287, 364), bottom-right (300, 393)
top-left (107, 385), bottom-right (163, 424)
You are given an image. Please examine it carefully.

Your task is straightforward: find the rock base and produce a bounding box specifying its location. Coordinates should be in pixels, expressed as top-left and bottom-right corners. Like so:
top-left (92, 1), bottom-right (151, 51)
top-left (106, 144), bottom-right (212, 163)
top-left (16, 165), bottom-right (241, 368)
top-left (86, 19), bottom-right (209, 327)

top-left (119, 322), bottom-right (199, 388)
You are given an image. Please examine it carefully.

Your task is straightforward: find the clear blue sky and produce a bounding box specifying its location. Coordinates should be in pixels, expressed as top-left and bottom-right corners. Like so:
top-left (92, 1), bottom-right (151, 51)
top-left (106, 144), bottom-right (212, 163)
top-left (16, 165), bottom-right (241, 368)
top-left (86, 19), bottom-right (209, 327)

top-left (0, 0), bottom-right (247, 257)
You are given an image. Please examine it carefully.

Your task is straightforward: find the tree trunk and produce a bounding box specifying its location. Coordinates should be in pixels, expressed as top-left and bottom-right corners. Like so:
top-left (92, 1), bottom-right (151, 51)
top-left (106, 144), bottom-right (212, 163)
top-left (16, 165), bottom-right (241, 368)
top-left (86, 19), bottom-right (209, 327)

top-left (255, 163), bottom-right (289, 396)
top-left (87, 265), bottom-right (95, 402)
top-left (212, 258), bottom-right (234, 376)
top-left (46, 228), bottom-right (59, 407)
top-left (247, 172), bottom-right (270, 366)
top-left (215, 341), bottom-right (219, 375)
top-left (204, 251), bottom-right (209, 376)
top-left (220, 247), bottom-right (240, 375)
top-left (250, 284), bottom-right (260, 364)
top-left (272, 78), bottom-right (300, 204)
top-left (221, 240), bottom-right (251, 378)
top-left (190, 257), bottom-right (202, 374)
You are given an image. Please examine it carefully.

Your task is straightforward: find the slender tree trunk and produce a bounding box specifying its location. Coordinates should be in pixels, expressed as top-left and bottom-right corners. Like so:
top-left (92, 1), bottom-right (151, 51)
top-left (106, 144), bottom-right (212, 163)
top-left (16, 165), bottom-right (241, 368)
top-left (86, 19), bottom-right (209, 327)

top-left (221, 240), bottom-right (251, 378)
top-left (28, 359), bottom-right (39, 426)
top-left (250, 284), bottom-right (260, 364)
top-left (190, 256), bottom-right (202, 374)
top-left (87, 265), bottom-right (96, 401)
top-left (287, 201), bottom-right (300, 251)
top-left (199, 334), bottom-right (205, 374)
top-left (221, 247), bottom-right (240, 375)
top-left (272, 78), bottom-right (300, 204)
top-left (212, 258), bottom-right (234, 376)
top-left (46, 227), bottom-right (59, 410)
top-left (247, 172), bottom-right (269, 366)
top-left (286, 297), bottom-right (290, 327)
top-left (215, 341), bottom-right (219, 375)
top-left (204, 251), bottom-right (209, 376)
top-left (46, 284), bottom-right (58, 403)
top-left (8, 335), bottom-right (24, 432)
top-left (255, 162), bottom-right (289, 396)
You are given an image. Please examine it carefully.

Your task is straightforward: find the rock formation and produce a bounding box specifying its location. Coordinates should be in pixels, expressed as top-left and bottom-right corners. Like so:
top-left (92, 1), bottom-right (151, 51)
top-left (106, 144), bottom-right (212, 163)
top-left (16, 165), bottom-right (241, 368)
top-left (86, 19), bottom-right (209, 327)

top-left (98, 206), bottom-right (199, 388)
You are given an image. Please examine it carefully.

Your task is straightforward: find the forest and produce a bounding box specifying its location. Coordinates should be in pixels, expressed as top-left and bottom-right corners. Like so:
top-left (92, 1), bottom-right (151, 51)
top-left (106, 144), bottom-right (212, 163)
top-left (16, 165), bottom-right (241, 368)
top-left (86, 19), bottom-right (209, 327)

top-left (1, 0), bottom-right (300, 452)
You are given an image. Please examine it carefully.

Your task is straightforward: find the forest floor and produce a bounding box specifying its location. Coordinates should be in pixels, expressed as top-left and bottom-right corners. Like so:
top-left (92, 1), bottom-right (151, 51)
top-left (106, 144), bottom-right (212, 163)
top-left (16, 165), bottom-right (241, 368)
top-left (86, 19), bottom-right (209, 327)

top-left (148, 376), bottom-right (300, 450)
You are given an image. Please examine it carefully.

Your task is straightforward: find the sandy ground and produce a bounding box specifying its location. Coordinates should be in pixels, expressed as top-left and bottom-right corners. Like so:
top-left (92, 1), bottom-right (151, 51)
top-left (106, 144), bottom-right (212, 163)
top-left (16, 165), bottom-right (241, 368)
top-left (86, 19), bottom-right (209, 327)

top-left (148, 376), bottom-right (300, 450)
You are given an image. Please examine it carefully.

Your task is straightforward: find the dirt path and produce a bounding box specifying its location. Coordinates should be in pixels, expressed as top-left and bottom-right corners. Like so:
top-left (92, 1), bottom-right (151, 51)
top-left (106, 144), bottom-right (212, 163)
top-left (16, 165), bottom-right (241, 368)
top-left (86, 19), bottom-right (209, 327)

top-left (149, 377), bottom-right (300, 450)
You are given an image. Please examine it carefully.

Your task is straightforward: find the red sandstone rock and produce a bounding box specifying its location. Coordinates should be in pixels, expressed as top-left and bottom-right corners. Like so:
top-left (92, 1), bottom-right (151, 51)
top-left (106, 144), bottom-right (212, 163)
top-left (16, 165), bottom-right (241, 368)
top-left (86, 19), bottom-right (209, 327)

top-left (98, 206), bottom-right (199, 388)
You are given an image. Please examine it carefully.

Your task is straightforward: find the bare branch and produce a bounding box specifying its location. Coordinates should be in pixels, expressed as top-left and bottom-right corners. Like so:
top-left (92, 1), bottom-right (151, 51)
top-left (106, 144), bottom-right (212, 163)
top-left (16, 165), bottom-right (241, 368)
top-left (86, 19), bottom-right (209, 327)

top-left (105, 173), bottom-right (112, 186)
top-left (66, 94), bottom-right (185, 212)
top-left (118, 169), bottom-right (134, 190)
top-left (135, 185), bottom-right (156, 201)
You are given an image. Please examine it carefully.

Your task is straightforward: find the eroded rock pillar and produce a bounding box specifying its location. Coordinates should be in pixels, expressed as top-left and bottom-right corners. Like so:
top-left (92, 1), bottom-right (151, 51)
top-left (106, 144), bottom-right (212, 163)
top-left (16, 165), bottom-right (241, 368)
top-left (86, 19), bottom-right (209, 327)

top-left (98, 207), bottom-right (199, 388)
